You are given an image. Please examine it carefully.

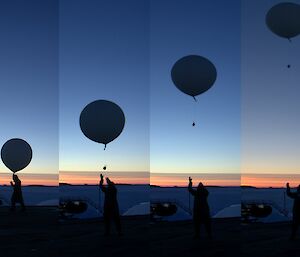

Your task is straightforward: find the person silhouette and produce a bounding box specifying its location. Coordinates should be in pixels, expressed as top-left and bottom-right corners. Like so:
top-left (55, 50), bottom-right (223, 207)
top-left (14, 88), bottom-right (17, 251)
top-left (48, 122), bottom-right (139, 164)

top-left (286, 183), bottom-right (300, 240)
top-left (100, 174), bottom-right (122, 236)
top-left (10, 174), bottom-right (26, 211)
top-left (188, 177), bottom-right (211, 238)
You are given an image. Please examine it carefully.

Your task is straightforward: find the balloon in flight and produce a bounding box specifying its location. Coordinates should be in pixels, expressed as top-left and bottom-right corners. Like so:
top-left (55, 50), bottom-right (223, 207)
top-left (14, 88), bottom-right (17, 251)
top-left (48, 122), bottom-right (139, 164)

top-left (80, 100), bottom-right (125, 149)
top-left (171, 55), bottom-right (217, 100)
top-left (1, 138), bottom-right (32, 173)
top-left (266, 2), bottom-right (300, 40)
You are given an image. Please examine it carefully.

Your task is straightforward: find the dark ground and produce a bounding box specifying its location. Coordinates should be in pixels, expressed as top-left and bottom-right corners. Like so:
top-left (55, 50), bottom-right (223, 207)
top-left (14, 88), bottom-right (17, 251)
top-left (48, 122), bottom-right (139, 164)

top-left (0, 207), bottom-right (299, 257)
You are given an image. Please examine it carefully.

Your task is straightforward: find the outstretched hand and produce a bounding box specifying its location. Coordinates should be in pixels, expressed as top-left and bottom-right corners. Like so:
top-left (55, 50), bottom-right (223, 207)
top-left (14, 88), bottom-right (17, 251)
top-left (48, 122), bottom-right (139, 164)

top-left (100, 174), bottom-right (104, 180)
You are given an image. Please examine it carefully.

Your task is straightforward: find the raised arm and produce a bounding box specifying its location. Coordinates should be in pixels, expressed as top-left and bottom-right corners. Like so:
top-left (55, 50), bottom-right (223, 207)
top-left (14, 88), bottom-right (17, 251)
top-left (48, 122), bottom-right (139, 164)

top-left (188, 177), bottom-right (196, 196)
top-left (99, 174), bottom-right (107, 192)
top-left (286, 183), bottom-right (296, 199)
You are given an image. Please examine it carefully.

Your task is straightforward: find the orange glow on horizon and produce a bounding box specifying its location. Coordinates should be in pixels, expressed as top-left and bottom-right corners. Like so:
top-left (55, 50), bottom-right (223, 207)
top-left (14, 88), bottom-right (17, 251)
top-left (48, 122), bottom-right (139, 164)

top-left (59, 171), bottom-right (149, 185)
top-left (242, 174), bottom-right (300, 188)
top-left (0, 172), bottom-right (58, 186)
top-left (150, 176), bottom-right (240, 187)
top-left (2, 171), bottom-right (299, 188)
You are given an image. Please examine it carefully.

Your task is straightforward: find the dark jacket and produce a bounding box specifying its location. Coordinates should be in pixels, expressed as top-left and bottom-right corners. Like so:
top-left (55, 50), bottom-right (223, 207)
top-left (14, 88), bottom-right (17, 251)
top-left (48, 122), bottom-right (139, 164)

top-left (11, 180), bottom-right (23, 202)
top-left (287, 187), bottom-right (300, 222)
top-left (100, 183), bottom-right (120, 216)
top-left (188, 183), bottom-right (210, 220)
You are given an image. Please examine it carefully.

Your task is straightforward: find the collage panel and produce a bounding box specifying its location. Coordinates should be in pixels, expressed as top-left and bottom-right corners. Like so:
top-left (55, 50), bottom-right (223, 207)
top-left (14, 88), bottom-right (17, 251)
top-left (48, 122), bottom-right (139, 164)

top-left (241, 0), bottom-right (300, 255)
top-left (58, 0), bottom-right (150, 256)
top-left (0, 0), bottom-right (59, 255)
top-left (149, 0), bottom-right (241, 256)
top-left (0, 1), bottom-right (299, 257)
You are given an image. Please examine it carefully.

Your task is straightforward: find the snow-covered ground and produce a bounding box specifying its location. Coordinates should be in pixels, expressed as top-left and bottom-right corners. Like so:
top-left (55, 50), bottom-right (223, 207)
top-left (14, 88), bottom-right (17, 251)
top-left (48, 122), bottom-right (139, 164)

top-left (0, 185), bottom-right (295, 221)
top-left (0, 186), bottom-right (58, 206)
top-left (242, 188), bottom-right (293, 215)
top-left (60, 185), bottom-right (150, 214)
top-left (151, 187), bottom-right (241, 216)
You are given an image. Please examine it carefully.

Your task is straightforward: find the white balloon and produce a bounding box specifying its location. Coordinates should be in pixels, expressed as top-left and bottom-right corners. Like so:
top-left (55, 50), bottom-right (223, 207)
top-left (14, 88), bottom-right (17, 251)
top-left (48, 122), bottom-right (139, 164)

top-left (1, 138), bottom-right (32, 173)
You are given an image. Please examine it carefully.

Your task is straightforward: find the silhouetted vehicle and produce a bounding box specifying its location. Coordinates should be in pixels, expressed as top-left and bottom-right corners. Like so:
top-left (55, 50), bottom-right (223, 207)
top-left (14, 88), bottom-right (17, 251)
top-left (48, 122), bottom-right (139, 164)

top-left (100, 174), bottom-right (122, 236)
top-left (60, 200), bottom-right (88, 215)
top-left (151, 202), bottom-right (178, 217)
top-left (242, 203), bottom-right (272, 222)
top-left (10, 174), bottom-right (25, 211)
top-left (188, 177), bottom-right (211, 238)
top-left (287, 183), bottom-right (300, 240)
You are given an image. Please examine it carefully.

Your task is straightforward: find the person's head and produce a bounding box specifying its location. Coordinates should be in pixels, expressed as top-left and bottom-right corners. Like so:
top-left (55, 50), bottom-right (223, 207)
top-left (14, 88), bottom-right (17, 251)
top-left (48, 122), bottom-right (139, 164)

top-left (106, 177), bottom-right (114, 186)
top-left (197, 182), bottom-right (204, 191)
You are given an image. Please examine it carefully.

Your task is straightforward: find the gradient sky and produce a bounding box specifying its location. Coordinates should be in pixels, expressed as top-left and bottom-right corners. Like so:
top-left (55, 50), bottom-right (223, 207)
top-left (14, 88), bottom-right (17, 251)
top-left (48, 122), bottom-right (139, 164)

top-left (60, 0), bottom-right (241, 185)
top-left (150, 0), bottom-right (241, 175)
top-left (0, 0), bottom-right (58, 185)
top-left (241, 0), bottom-right (300, 175)
top-left (59, 0), bottom-right (150, 175)
top-left (1, 0), bottom-right (298, 187)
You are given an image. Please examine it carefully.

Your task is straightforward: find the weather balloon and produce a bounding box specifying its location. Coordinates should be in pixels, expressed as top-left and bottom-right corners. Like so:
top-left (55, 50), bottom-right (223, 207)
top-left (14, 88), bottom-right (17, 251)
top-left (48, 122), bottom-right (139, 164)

top-left (266, 2), bottom-right (300, 40)
top-left (1, 138), bottom-right (32, 173)
top-left (171, 55), bottom-right (217, 126)
top-left (171, 55), bottom-right (217, 101)
top-left (79, 100), bottom-right (125, 149)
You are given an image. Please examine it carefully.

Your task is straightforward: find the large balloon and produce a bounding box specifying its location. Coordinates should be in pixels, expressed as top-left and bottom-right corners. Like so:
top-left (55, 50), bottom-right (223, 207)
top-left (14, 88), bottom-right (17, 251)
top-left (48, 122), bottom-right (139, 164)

top-left (1, 138), bottom-right (32, 173)
top-left (80, 100), bottom-right (125, 149)
top-left (266, 2), bottom-right (300, 40)
top-left (171, 55), bottom-right (217, 100)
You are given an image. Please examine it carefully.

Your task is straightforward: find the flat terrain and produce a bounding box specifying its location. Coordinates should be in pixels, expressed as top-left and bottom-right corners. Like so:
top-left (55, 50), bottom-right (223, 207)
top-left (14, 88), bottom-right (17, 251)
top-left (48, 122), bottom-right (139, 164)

top-left (0, 207), bottom-right (299, 257)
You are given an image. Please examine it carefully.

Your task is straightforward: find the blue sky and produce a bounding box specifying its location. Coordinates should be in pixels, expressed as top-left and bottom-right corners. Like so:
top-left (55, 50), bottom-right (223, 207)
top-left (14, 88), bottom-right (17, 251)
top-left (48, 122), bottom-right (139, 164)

top-left (150, 0), bottom-right (241, 174)
top-left (1, 0), bottom-right (298, 186)
top-left (0, 0), bottom-right (58, 178)
top-left (59, 0), bottom-right (150, 173)
top-left (59, 0), bottom-right (241, 176)
top-left (241, 0), bottom-right (300, 174)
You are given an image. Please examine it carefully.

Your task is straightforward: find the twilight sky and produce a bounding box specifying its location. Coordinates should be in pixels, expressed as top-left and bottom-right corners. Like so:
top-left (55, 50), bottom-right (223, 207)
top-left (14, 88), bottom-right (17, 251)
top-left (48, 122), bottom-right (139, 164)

top-left (150, 0), bottom-right (241, 175)
top-left (241, 0), bottom-right (300, 176)
top-left (0, 0), bottom-right (299, 187)
top-left (0, 0), bottom-right (58, 185)
top-left (59, 0), bottom-right (150, 176)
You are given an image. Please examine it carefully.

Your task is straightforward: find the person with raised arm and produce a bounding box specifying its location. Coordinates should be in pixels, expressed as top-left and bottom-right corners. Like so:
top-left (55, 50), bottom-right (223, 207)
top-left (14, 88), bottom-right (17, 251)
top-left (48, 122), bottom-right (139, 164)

top-left (10, 174), bottom-right (26, 212)
top-left (100, 174), bottom-right (122, 236)
top-left (286, 182), bottom-right (300, 240)
top-left (188, 177), bottom-right (211, 238)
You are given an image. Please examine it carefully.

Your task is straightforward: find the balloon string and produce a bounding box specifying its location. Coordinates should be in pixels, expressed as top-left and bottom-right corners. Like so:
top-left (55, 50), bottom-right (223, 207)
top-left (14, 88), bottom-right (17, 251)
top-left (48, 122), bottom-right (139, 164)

top-left (193, 97), bottom-right (197, 126)
top-left (287, 38), bottom-right (292, 68)
top-left (104, 144), bottom-right (106, 150)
